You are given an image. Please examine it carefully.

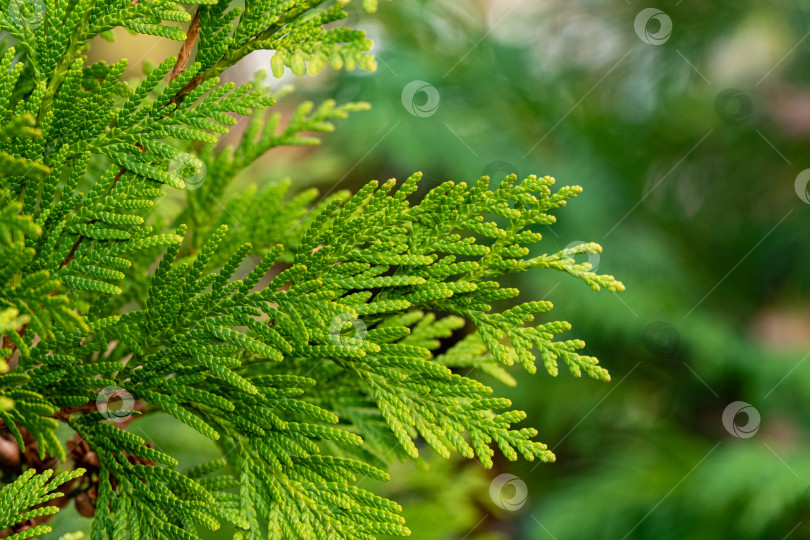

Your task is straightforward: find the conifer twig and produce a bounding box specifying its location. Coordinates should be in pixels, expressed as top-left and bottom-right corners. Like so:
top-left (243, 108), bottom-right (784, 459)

top-left (0, 2), bottom-right (626, 537)
top-left (170, 9), bottom-right (201, 81)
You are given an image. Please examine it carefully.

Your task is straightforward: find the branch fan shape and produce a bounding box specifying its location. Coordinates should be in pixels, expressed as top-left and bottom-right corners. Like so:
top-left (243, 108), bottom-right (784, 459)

top-left (0, 0), bottom-right (624, 537)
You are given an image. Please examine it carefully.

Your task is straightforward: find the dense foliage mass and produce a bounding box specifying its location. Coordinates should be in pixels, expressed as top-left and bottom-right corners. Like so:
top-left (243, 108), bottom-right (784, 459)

top-left (0, 0), bottom-right (623, 537)
top-left (323, 3), bottom-right (810, 539)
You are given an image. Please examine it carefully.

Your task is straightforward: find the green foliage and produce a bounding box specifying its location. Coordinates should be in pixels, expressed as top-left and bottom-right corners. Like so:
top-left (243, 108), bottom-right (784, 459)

top-left (0, 0), bottom-right (623, 538)
top-left (312, 2), bottom-right (810, 538)
top-left (0, 468), bottom-right (86, 539)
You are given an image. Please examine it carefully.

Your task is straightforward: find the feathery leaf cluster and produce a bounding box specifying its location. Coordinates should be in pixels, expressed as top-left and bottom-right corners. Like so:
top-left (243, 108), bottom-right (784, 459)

top-left (0, 467), bottom-right (86, 538)
top-left (0, 0), bottom-right (623, 538)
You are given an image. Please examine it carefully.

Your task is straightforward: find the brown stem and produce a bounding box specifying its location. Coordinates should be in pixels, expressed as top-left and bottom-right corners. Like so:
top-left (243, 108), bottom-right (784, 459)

top-left (58, 235), bottom-right (84, 269)
top-left (52, 402), bottom-right (98, 421)
top-left (55, 10), bottom-right (204, 272)
top-left (168, 73), bottom-right (205, 108)
top-left (170, 9), bottom-right (201, 82)
top-left (1, 333), bottom-right (13, 355)
top-left (57, 154), bottom-right (136, 270)
top-left (1, 323), bottom-right (27, 371)
top-left (54, 12), bottom-right (204, 270)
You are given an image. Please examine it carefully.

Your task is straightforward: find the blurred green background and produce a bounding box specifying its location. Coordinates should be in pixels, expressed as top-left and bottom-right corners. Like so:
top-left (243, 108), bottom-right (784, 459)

top-left (51, 0), bottom-right (810, 538)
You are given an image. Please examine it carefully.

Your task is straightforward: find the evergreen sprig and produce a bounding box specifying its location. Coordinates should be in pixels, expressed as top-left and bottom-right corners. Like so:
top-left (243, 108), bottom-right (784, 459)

top-left (0, 467), bottom-right (86, 539)
top-left (0, 0), bottom-right (624, 538)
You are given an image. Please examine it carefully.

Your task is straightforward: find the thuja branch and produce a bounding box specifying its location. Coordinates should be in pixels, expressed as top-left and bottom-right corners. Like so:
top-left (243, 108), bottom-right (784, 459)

top-left (0, 1), bottom-right (624, 539)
